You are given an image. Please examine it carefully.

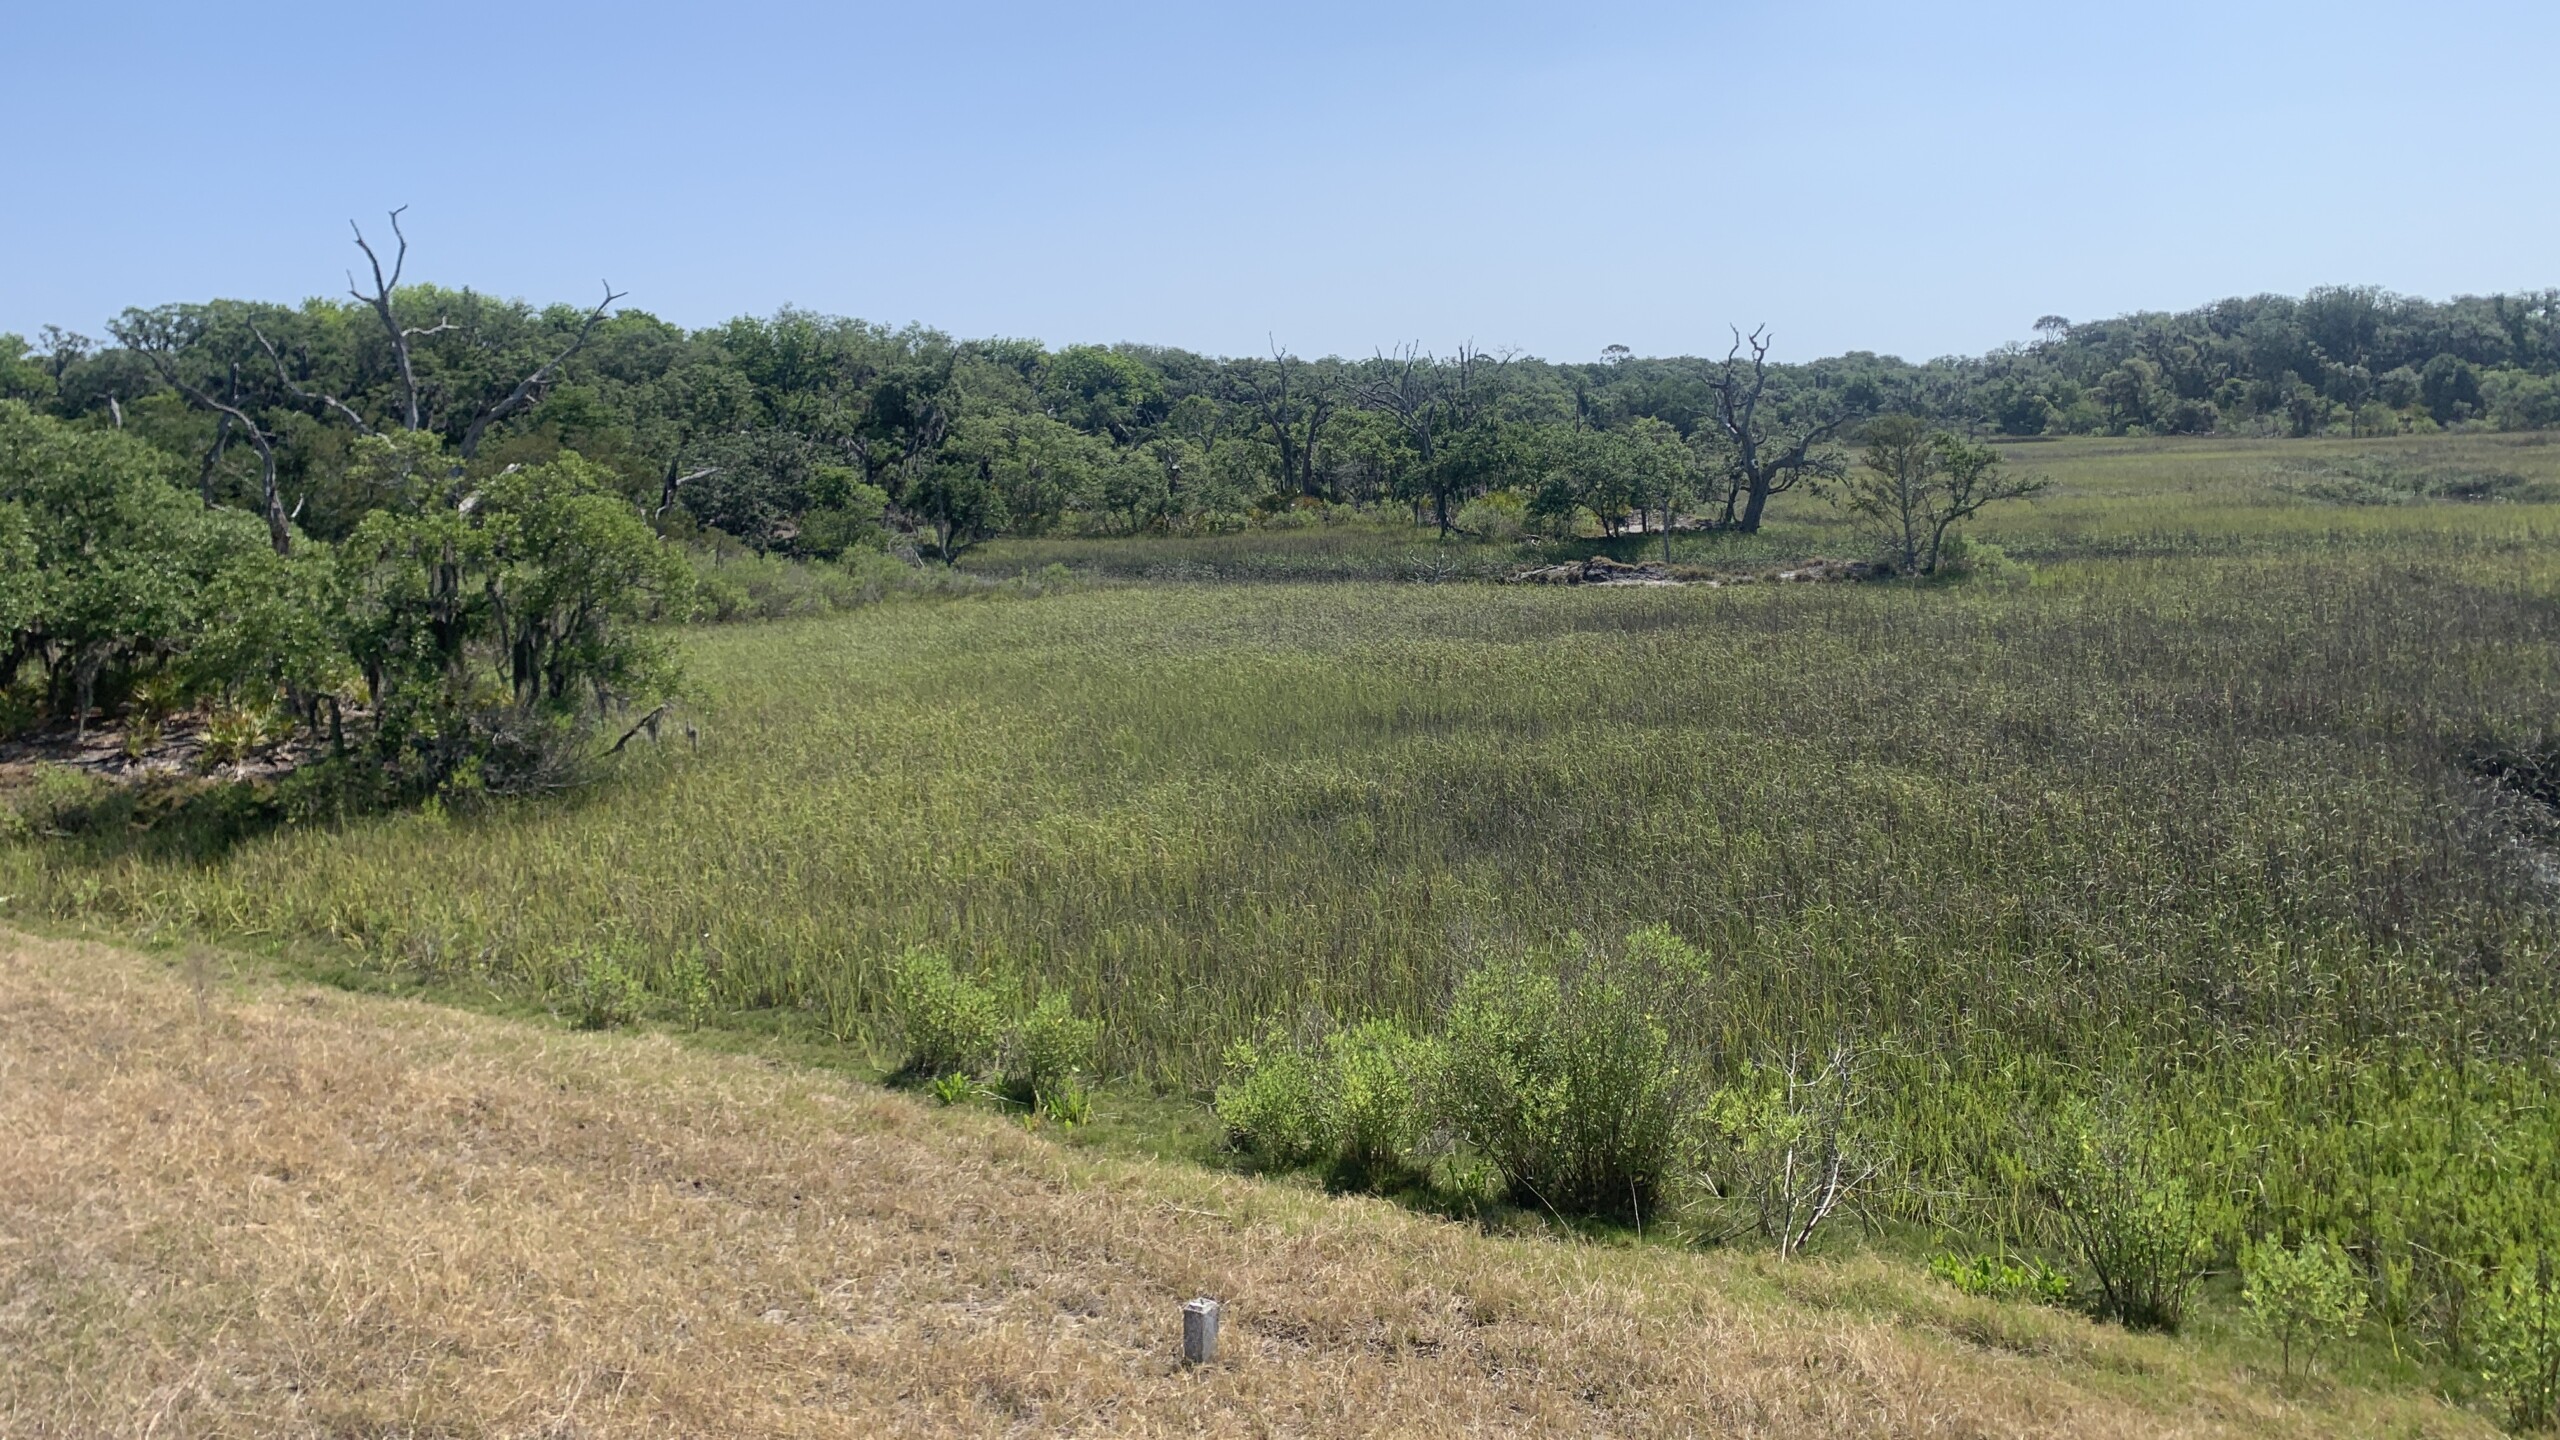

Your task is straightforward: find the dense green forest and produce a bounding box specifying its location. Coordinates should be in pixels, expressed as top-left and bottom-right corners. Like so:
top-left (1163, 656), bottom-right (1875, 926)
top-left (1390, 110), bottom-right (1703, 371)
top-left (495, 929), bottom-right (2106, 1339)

top-left (6, 217), bottom-right (2556, 568)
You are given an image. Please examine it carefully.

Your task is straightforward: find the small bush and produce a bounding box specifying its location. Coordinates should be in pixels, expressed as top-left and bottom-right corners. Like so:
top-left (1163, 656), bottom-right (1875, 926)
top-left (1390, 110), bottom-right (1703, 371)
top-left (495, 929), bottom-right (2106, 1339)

top-left (2481, 1253), bottom-right (2560, 1432)
top-left (573, 949), bottom-right (645, 1030)
top-left (1324, 1019), bottom-right (1443, 1181)
top-left (1213, 1017), bottom-right (1441, 1182)
top-left (886, 948), bottom-right (1003, 1077)
top-left (1440, 953), bottom-right (1682, 1218)
top-left (1454, 493), bottom-right (1526, 542)
top-left (2040, 1108), bottom-right (2211, 1331)
top-left (198, 702), bottom-right (286, 768)
top-left (668, 948), bottom-right (715, 1031)
top-left (928, 1071), bottom-right (975, 1106)
top-left (1215, 1028), bottom-right (1326, 1168)
top-left (2242, 1237), bottom-right (2366, 1374)
top-left (1930, 1251), bottom-right (2074, 1306)
top-left (1701, 1048), bottom-right (1877, 1257)
top-left (1041, 1080), bottom-right (1094, 1128)
top-left (1005, 991), bottom-right (1099, 1099)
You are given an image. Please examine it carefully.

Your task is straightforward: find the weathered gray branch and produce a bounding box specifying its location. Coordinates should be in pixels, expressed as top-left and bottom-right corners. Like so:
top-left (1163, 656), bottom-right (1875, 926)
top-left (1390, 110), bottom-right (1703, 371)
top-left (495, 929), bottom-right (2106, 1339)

top-left (253, 325), bottom-right (374, 435)
top-left (349, 207), bottom-right (429, 432)
top-left (457, 280), bottom-right (626, 459)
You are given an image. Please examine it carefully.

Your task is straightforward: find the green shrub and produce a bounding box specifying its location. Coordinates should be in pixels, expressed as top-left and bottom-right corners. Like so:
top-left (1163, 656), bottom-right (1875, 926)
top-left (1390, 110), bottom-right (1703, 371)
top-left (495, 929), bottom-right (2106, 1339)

top-left (1215, 1028), bottom-right (1326, 1168)
top-left (1041, 1080), bottom-right (1094, 1128)
top-left (198, 702), bottom-right (285, 768)
top-left (928, 1071), bottom-right (975, 1106)
top-left (668, 948), bottom-right (715, 1031)
top-left (1929, 1251), bottom-right (2074, 1306)
top-left (1323, 1019), bottom-right (1442, 1181)
top-left (1005, 990), bottom-right (1099, 1099)
top-left (1440, 953), bottom-right (1682, 1217)
top-left (573, 949), bottom-right (645, 1030)
top-left (2040, 1108), bottom-right (2211, 1331)
top-left (886, 948), bottom-right (1002, 1077)
top-left (1453, 493), bottom-right (1526, 542)
top-left (2481, 1253), bottom-right (2560, 1432)
top-left (1214, 1017), bottom-right (1442, 1181)
top-left (2241, 1237), bottom-right (2366, 1374)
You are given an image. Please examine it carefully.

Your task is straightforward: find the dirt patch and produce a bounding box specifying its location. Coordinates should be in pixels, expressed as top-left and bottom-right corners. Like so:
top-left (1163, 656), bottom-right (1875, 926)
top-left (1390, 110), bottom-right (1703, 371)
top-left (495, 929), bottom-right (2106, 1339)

top-left (1508, 556), bottom-right (1896, 588)
top-left (1506, 556), bottom-right (1682, 586)
top-left (0, 711), bottom-right (324, 789)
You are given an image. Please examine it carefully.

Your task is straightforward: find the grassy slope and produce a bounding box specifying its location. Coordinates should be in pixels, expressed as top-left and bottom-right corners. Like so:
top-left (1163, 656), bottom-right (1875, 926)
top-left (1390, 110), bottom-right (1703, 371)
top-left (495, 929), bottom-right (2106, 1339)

top-left (0, 926), bottom-right (2490, 1438)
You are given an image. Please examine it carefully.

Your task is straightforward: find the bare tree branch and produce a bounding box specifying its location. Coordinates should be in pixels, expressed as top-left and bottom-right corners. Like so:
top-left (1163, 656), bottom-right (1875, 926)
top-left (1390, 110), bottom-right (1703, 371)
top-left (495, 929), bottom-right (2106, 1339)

top-left (457, 280), bottom-right (626, 459)
top-left (253, 325), bottom-right (374, 435)
top-left (656, 462), bottom-right (720, 519)
top-left (195, 362), bottom-right (238, 509)
top-left (349, 207), bottom-right (429, 432)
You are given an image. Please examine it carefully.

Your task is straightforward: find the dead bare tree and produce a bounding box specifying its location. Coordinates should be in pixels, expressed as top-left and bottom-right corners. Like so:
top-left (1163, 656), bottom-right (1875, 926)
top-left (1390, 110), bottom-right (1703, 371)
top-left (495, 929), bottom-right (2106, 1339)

top-left (1229, 343), bottom-right (1337, 501)
top-left (344, 207), bottom-right (623, 459)
top-left (194, 362), bottom-right (239, 509)
top-left (1356, 343), bottom-right (1502, 536)
top-left (346, 208), bottom-right (452, 433)
top-left (1703, 326), bottom-right (1850, 533)
top-left (457, 279), bottom-right (625, 460)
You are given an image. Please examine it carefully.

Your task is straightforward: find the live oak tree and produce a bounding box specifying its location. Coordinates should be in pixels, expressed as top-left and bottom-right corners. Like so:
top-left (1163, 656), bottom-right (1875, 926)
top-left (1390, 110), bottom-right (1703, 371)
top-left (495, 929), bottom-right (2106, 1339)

top-left (1837, 414), bottom-right (2046, 575)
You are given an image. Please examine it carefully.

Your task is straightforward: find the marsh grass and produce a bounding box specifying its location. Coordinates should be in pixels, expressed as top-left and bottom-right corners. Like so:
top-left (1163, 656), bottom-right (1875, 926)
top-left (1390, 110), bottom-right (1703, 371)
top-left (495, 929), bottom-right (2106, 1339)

top-left (11, 430), bottom-right (2560, 1369)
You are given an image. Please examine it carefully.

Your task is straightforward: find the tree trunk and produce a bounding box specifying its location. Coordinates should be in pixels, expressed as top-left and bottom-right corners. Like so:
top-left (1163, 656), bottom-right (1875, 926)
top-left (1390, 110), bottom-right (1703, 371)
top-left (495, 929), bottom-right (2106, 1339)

top-left (1738, 479), bottom-right (1773, 533)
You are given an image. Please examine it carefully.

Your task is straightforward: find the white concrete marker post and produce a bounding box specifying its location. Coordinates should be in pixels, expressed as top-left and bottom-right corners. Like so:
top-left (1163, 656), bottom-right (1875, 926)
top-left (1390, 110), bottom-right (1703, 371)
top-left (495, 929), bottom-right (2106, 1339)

top-left (1182, 1297), bottom-right (1221, 1364)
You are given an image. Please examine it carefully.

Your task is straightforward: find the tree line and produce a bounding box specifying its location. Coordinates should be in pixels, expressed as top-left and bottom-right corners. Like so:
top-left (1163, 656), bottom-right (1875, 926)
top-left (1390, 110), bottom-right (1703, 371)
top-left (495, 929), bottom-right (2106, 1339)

top-left (3, 218), bottom-right (2552, 791)
top-left (9, 219), bottom-right (2548, 570)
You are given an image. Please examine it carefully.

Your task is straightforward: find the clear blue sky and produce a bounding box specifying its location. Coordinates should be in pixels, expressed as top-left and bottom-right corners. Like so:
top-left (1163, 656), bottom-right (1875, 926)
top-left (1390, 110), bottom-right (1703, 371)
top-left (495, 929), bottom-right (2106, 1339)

top-left (5, 1), bottom-right (2552, 363)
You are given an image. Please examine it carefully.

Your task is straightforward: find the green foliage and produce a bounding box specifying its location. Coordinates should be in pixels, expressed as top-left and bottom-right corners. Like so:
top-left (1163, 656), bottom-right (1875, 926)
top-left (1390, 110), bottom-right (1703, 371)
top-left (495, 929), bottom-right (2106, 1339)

top-left (1004, 991), bottom-right (1099, 1100)
top-left (2242, 1237), bottom-right (2367, 1374)
top-left (885, 948), bottom-right (1005, 1078)
top-left (1214, 1017), bottom-right (1442, 1181)
top-left (1837, 415), bottom-right (2045, 574)
top-left (197, 701), bottom-right (288, 769)
top-left (2041, 1106), bottom-right (2213, 1331)
top-left (1441, 951), bottom-right (1682, 1217)
top-left (2481, 1255), bottom-right (2560, 1432)
top-left (928, 1071), bottom-right (975, 1106)
top-left (1040, 1080), bottom-right (1095, 1128)
top-left (1322, 1019), bottom-right (1442, 1179)
top-left (1699, 1048), bottom-right (1875, 1256)
top-left (0, 401), bottom-right (309, 725)
top-left (1929, 1252), bottom-right (2075, 1306)
top-left (1215, 1029), bottom-right (1326, 1168)
top-left (338, 444), bottom-right (690, 795)
top-left (668, 947), bottom-right (715, 1031)
top-left (573, 949), bottom-right (646, 1030)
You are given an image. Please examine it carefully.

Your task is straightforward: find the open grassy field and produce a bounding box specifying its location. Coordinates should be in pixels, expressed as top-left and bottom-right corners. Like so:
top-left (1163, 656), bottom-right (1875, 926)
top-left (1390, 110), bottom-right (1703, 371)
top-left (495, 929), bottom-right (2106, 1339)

top-left (958, 431), bottom-right (2560, 579)
top-left (0, 926), bottom-right (2494, 1437)
top-left (9, 430), bottom-right (2560, 1424)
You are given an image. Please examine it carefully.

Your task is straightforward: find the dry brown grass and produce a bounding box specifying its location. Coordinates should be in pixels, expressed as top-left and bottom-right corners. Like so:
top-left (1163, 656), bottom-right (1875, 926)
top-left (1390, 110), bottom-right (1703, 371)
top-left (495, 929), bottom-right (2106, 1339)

top-left (0, 928), bottom-right (2490, 1438)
